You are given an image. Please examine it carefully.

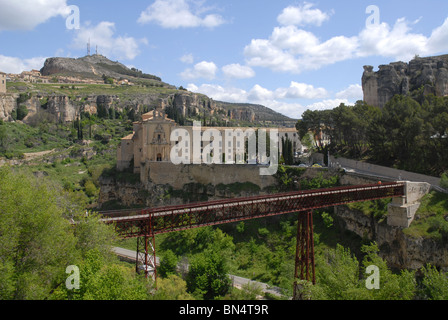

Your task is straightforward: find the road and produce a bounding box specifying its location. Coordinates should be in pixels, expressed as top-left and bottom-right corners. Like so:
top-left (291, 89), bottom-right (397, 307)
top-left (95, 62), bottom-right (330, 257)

top-left (112, 247), bottom-right (284, 298)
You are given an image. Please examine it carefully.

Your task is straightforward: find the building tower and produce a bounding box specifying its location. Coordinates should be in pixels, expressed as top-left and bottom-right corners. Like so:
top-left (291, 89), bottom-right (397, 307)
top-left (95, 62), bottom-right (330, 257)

top-left (0, 72), bottom-right (6, 94)
top-left (87, 38), bottom-right (91, 56)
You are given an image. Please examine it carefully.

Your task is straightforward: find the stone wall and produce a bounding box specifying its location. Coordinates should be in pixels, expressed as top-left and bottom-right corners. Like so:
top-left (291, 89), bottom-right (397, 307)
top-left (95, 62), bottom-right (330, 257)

top-left (330, 155), bottom-right (441, 188)
top-left (144, 162), bottom-right (277, 190)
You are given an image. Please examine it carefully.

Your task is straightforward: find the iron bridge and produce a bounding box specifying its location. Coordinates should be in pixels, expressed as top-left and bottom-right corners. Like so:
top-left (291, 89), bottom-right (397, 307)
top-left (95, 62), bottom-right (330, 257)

top-left (99, 181), bottom-right (405, 298)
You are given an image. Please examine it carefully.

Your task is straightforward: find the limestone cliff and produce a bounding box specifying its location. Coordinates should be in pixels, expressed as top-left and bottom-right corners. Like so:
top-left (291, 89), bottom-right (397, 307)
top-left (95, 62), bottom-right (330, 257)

top-left (0, 89), bottom-right (295, 127)
top-left (0, 94), bottom-right (17, 121)
top-left (334, 206), bottom-right (448, 271)
top-left (362, 54), bottom-right (448, 108)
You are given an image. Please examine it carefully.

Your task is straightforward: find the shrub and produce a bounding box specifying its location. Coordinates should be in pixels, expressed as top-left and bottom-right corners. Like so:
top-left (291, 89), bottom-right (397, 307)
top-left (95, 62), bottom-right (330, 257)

top-left (440, 172), bottom-right (448, 190)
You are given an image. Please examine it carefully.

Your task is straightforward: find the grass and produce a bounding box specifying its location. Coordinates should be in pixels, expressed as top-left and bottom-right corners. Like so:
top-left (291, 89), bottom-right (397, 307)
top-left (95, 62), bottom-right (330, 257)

top-left (7, 82), bottom-right (181, 98)
top-left (2, 118), bottom-right (132, 207)
top-left (346, 198), bottom-right (392, 222)
top-left (403, 191), bottom-right (448, 241)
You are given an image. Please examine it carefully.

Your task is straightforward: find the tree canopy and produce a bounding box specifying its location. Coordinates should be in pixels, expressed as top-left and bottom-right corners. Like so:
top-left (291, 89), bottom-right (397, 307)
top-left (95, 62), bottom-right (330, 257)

top-left (296, 95), bottom-right (448, 176)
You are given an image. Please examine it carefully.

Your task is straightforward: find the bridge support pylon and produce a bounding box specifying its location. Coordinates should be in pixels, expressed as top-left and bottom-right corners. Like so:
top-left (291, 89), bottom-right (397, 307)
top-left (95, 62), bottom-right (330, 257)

top-left (293, 210), bottom-right (315, 300)
top-left (136, 213), bottom-right (157, 287)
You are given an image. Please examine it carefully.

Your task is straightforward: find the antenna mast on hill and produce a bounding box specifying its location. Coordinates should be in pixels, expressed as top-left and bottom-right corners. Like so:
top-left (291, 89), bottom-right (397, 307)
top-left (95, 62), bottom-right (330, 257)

top-left (87, 38), bottom-right (91, 56)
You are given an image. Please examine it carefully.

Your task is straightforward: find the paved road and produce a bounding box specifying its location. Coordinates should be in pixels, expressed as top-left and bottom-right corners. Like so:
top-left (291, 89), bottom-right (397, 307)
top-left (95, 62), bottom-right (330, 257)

top-left (112, 247), bottom-right (284, 298)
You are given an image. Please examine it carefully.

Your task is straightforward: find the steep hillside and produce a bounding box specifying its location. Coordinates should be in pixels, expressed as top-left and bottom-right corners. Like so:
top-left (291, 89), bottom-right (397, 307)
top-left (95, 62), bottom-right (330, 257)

top-left (41, 54), bottom-right (168, 86)
top-left (0, 55), bottom-right (297, 127)
top-left (216, 101), bottom-right (296, 127)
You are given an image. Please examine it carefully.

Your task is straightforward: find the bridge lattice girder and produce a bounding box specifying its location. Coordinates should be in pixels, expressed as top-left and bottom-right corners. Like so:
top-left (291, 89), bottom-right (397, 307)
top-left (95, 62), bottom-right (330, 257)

top-left (101, 182), bottom-right (405, 238)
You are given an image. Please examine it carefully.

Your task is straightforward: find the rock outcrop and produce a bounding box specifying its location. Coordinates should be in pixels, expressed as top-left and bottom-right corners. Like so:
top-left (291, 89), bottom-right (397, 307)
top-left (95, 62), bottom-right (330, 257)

top-left (335, 206), bottom-right (448, 271)
top-left (0, 94), bottom-right (17, 121)
top-left (41, 55), bottom-right (163, 82)
top-left (362, 54), bottom-right (448, 108)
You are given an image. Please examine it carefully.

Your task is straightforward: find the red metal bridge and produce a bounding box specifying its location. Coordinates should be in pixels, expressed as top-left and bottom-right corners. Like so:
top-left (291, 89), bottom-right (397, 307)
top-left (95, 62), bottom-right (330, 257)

top-left (100, 181), bottom-right (405, 298)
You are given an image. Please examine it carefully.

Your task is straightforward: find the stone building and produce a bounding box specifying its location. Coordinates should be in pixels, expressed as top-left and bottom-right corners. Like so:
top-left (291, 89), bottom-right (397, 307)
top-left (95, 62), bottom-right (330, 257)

top-left (117, 108), bottom-right (302, 175)
top-left (0, 72), bottom-right (6, 94)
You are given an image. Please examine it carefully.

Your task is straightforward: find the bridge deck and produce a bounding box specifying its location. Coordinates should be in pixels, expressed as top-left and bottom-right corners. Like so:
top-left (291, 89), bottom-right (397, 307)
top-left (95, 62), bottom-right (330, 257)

top-left (100, 182), bottom-right (404, 238)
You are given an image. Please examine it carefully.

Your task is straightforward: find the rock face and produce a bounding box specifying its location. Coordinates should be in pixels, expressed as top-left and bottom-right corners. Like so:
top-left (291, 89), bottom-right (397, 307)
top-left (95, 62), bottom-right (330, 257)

top-left (335, 206), bottom-right (448, 271)
top-left (0, 90), bottom-right (295, 126)
top-left (362, 55), bottom-right (448, 108)
top-left (0, 94), bottom-right (17, 121)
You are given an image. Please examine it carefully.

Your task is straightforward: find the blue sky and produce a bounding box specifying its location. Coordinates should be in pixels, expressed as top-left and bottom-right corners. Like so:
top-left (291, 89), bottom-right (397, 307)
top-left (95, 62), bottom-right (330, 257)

top-left (1, 0), bottom-right (448, 119)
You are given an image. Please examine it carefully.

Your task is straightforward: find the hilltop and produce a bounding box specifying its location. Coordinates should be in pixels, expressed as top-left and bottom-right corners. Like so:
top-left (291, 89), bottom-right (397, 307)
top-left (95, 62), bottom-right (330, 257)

top-left (40, 54), bottom-right (168, 86)
top-left (1, 55), bottom-right (297, 127)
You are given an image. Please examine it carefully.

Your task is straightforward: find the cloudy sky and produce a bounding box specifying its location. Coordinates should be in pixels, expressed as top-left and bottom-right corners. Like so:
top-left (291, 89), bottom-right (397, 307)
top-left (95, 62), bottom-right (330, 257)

top-left (1, 0), bottom-right (448, 119)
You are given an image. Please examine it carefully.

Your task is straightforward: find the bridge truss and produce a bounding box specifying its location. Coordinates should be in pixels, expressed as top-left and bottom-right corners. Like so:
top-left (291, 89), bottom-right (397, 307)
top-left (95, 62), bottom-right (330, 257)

top-left (100, 182), bottom-right (404, 297)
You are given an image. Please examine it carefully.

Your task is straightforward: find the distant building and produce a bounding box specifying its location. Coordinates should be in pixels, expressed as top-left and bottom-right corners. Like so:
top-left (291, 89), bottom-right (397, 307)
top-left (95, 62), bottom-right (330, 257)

top-left (0, 72), bottom-right (6, 94)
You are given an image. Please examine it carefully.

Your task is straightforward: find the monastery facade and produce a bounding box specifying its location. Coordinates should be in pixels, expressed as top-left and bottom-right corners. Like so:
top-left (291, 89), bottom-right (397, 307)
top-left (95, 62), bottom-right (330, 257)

top-left (117, 108), bottom-right (302, 175)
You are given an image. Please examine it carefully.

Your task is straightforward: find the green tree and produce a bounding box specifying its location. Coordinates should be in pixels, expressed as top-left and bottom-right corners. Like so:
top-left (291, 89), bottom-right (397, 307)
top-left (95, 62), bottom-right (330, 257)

top-left (186, 250), bottom-right (231, 300)
top-left (441, 172), bottom-right (448, 190)
top-left (52, 249), bottom-right (150, 300)
top-left (360, 243), bottom-right (416, 300)
top-left (0, 167), bottom-right (127, 300)
top-left (151, 275), bottom-right (193, 300)
top-left (158, 250), bottom-right (179, 278)
top-left (16, 105), bottom-right (29, 121)
top-left (0, 167), bottom-right (78, 299)
top-left (419, 264), bottom-right (448, 300)
top-left (312, 244), bottom-right (363, 300)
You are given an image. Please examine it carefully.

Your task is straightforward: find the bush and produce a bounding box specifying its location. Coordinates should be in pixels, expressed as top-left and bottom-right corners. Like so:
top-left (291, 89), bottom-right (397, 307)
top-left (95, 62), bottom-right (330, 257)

top-left (84, 180), bottom-right (98, 198)
top-left (440, 172), bottom-right (448, 190)
top-left (17, 105), bottom-right (29, 121)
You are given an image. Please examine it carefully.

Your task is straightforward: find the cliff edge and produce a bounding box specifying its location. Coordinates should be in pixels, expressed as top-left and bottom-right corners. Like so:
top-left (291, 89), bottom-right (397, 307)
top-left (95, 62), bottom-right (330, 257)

top-left (362, 54), bottom-right (448, 108)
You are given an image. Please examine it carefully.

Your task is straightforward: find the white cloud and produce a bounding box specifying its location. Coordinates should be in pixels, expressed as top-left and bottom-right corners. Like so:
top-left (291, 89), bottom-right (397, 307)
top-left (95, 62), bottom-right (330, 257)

top-left (357, 18), bottom-right (429, 61)
top-left (335, 84), bottom-right (363, 100)
top-left (245, 4), bottom-right (448, 75)
top-left (244, 38), bottom-right (300, 73)
top-left (0, 55), bottom-right (47, 73)
top-left (180, 53), bottom-right (194, 64)
top-left (222, 64), bottom-right (255, 79)
top-left (277, 3), bottom-right (330, 27)
top-left (71, 21), bottom-right (147, 60)
top-left (138, 0), bottom-right (225, 29)
top-left (181, 61), bottom-right (218, 80)
top-left (0, 0), bottom-right (71, 31)
top-left (244, 26), bottom-right (357, 73)
top-left (248, 84), bottom-right (274, 101)
top-left (427, 17), bottom-right (448, 53)
top-left (275, 81), bottom-right (328, 100)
